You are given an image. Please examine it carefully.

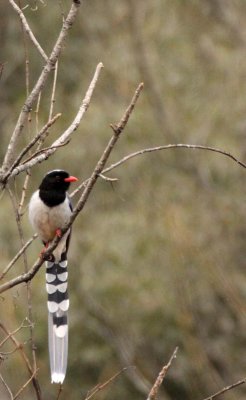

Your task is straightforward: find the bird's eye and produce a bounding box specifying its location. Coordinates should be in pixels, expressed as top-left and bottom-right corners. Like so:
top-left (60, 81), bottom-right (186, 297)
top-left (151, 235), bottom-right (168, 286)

top-left (56, 176), bottom-right (61, 182)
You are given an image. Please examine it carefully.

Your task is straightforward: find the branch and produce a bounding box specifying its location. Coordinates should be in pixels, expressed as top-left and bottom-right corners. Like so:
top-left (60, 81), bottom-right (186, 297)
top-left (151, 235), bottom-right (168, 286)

top-left (84, 367), bottom-right (133, 400)
top-left (5, 62), bottom-right (104, 181)
top-left (201, 377), bottom-right (246, 400)
top-left (8, 0), bottom-right (48, 62)
top-left (0, 322), bottom-right (41, 399)
top-left (1, 0), bottom-right (81, 174)
top-left (0, 82), bottom-right (144, 294)
top-left (71, 142), bottom-right (246, 198)
top-left (102, 144), bottom-right (246, 175)
top-left (0, 234), bottom-right (38, 281)
top-left (4, 113), bottom-right (61, 182)
top-left (147, 347), bottom-right (178, 400)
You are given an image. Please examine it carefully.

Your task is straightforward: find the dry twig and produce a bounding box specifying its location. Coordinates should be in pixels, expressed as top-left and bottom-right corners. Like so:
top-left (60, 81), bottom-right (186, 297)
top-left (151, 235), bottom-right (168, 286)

top-left (8, 0), bottom-right (48, 62)
top-left (147, 347), bottom-right (178, 400)
top-left (84, 367), bottom-right (132, 400)
top-left (0, 234), bottom-right (37, 281)
top-left (202, 377), bottom-right (246, 400)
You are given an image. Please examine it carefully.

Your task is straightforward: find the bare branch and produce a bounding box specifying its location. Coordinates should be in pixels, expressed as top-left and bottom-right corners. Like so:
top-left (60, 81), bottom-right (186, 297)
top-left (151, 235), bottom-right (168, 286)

top-left (103, 144), bottom-right (246, 175)
top-left (13, 369), bottom-right (39, 400)
top-left (71, 142), bottom-right (246, 198)
top-left (1, 0), bottom-right (81, 174)
top-left (201, 377), bottom-right (246, 400)
top-left (5, 113), bottom-right (61, 181)
top-left (0, 373), bottom-right (14, 400)
top-left (0, 234), bottom-right (37, 281)
top-left (84, 367), bottom-right (133, 400)
top-left (147, 347), bottom-right (178, 400)
top-left (0, 82), bottom-right (144, 294)
top-left (0, 322), bottom-right (41, 399)
top-left (8, 0), bottom-right (48, 62)
top-left (6, 62), bottom-right (104, 180)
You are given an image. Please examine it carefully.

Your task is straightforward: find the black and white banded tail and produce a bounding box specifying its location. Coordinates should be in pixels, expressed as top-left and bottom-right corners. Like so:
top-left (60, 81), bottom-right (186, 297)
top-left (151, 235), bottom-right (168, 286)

top-left (46, 254), bottom-right (69, 384)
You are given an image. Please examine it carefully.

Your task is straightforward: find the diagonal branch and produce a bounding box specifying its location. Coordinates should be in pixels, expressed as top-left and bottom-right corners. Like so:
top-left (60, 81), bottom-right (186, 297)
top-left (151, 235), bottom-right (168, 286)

top-left (3, 62), bottom-right (103, 182)
top-left (147, 347), bottom-right (178, 400)
top-left (201, 377), bottom-right (246, 400)
top-left (71, 142), bottom-right (246, 198)
top-left (0, 82), bottom-right (144, 294)
top-left (102, 144), bottom-right (246, 174)
top-left (1, 0), bottom-right (81, 175)
top-left (8, 0), bottom-right (48, 62)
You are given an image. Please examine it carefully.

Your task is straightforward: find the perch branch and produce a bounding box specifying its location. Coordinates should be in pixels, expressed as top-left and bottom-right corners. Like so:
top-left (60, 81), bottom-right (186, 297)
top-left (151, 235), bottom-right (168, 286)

top-left (0, 82), bottom-right (144, 294)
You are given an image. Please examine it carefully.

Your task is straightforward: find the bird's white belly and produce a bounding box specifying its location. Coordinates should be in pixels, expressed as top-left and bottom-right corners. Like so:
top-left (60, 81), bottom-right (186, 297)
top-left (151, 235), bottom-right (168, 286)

top-left (29, 191), bottom-right (71, 243)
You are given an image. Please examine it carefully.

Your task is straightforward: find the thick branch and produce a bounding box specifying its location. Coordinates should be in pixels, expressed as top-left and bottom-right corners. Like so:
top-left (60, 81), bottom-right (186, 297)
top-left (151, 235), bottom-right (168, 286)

top-left (0, 82), bottom-right (144, 294)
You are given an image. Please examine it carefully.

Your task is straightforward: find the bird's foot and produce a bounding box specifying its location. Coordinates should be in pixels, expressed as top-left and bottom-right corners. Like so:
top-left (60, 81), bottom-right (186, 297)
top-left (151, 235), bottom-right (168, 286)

top-left (40, 243), bottom-right (53, 261)
top-left (55, 228), bottom-right (62, 238)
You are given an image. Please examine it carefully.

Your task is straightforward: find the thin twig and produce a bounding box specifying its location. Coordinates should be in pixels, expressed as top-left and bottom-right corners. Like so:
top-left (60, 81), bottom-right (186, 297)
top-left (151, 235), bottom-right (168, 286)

top-left (84, 367), bottom-right (133, 400)
top-left (0, 322), bottom-right (34, 377)
top-left (7, 187), bottom-right (41, 399)
top-left (5, 113), bottom-right (61, 180)
top-left (8, 0), bottom-right (48, 62)
top-left (0, 234), bottom-right (37, 281)
top-left (56, 384), bottom-right (63, 400)
top-left (201, 377), bottom-right (246, 400)
top-left (71, 142), bottom-right (246, 198)
top-left (0, 319), bottom-right (30, 348)
top-left (49, 60), bottom-right (59, 120)
top-left (0, 373), bottom-right (14, 400)
top-left (0, 82), bottom-right (144, 294)
top-left (21, 141), bottom-right (70, 165)
top-left (18, 170), bottom-right (31, 215)
top-left (99, 173), bottom-right (118, 182)
top-left (103, 144), bottom-right (246, 174)
top-left (147, 347), bottom-right (178, 400)
top-left (13, 369), bottom-right (39, 400)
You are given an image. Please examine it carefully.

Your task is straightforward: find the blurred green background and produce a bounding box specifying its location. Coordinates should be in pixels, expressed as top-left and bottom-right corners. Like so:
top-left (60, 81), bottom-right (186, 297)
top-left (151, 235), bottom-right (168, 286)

top-left (0, 0), bottom-right (245, 399)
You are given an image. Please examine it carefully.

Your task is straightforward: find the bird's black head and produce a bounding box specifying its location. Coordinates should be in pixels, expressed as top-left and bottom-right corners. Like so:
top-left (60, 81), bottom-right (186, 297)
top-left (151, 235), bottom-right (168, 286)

top-left (39, 170), bottom-right (78, 207)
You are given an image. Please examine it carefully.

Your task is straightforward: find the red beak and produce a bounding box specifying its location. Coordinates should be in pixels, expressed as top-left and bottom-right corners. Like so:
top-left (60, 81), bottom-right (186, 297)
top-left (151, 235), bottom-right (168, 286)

top-left (64, 176), bottom-right (78, 183)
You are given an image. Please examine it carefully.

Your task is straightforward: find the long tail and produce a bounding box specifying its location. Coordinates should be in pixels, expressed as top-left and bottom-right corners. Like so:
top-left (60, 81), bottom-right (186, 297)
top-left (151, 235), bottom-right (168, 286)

top-left (46, 256), bottom-right (69, 384)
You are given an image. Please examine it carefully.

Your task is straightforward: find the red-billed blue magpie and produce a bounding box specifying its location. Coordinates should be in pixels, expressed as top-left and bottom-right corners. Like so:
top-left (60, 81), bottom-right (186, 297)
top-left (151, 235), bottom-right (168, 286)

top-left (29, 170), bottom-right (78, 384)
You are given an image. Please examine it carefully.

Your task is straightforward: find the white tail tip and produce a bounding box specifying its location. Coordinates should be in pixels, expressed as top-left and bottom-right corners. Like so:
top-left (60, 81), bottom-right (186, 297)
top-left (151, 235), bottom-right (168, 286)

top-left (51, 372), bottom-right (65, 384)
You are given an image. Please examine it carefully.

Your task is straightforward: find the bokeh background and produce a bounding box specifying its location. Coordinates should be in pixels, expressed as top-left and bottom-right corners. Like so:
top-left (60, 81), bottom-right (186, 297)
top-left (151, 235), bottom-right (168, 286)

top-left (0, 0), bottom-right (245, 399)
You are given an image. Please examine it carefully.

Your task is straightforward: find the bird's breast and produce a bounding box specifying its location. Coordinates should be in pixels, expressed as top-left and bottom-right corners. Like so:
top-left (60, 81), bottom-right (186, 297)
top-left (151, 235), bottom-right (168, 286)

top-left (29, 191), bottom-right (72, 243)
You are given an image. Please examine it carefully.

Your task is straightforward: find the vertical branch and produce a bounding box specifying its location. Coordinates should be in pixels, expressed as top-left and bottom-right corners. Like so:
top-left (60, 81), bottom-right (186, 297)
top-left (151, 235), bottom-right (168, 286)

top-left (7, 187), bottom-right (41, 400)
top-left (0, 322), bottom-right (41, 399)
top-left (49, 61), bottom-right (59, 121)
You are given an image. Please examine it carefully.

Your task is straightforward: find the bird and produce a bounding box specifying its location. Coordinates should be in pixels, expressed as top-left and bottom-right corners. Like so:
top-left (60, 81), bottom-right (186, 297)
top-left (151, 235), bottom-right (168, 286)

top-left (29, 169), bottom-right (78, 384)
